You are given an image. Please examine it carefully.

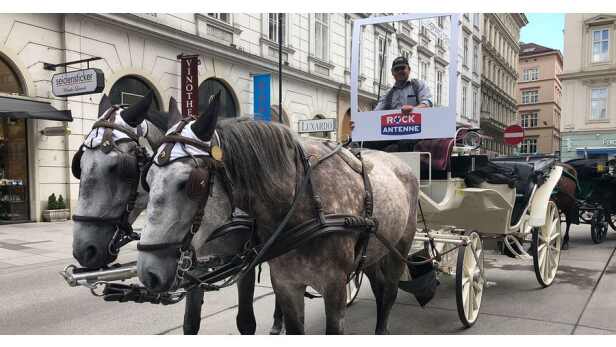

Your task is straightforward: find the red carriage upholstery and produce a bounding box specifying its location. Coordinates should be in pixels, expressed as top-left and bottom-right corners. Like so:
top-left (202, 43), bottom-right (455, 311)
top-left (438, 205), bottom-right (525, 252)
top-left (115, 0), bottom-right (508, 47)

top-left (414, 138), bottom-right (455, 172)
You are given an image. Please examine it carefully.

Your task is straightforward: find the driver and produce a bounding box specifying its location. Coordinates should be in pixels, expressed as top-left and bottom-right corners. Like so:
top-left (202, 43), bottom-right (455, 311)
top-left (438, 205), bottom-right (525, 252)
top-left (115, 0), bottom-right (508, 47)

top-left (350, 56), bottom-right (433, 151)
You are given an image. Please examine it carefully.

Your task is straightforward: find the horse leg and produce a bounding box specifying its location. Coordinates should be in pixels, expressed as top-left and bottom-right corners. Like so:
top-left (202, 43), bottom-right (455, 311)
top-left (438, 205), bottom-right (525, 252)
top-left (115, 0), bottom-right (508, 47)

top-left (322, 277), bottom-right (348, 334)
top-left (236, 268), bottom-right (257, 335)
top-left (271, 273), bottom-right (306, 335)
top-left (562, 221), bottom-right (570, 250)
top-left (270, 296), bottom-right (285, 335)
top-left (183, 287), bottom-right (204, 335)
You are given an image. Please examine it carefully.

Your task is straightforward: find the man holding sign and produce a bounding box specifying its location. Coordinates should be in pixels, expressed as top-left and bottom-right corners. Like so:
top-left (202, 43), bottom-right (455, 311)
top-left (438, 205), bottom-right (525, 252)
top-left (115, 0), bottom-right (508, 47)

top-left (351, 56), bottom-right (433, 151)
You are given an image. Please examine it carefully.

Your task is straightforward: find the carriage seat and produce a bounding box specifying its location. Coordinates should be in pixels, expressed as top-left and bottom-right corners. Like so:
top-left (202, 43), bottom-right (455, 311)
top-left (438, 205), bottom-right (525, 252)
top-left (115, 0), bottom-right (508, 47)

top-left (491, 161), bottom-right (536, 226)
top-left (414, 138), bottom-right (454, 180)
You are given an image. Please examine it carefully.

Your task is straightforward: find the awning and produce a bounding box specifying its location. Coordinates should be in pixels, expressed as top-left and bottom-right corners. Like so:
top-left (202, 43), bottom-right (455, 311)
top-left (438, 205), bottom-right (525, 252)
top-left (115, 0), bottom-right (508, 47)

top-left (0, 95), bottom-right (73, 122)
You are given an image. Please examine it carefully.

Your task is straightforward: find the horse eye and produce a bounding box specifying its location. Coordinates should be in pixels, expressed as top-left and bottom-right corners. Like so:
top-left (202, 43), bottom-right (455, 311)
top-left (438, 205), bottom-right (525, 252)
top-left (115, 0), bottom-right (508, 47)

top-left (177, 180), bottom-right (187, 191)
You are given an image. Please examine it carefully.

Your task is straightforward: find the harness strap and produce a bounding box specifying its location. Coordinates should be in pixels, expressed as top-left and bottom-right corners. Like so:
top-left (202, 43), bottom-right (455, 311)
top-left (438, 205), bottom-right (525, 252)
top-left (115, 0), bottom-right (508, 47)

top-left (162, 135), bottom-right (212, 153)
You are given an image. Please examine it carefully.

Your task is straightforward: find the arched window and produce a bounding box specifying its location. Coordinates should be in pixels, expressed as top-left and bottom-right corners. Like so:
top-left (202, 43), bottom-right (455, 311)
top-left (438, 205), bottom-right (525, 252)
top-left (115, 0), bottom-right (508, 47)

top-left (198, 78), bottom-right (238, 118)
top-left (0, 57), bottom-right (24, 95)
top-left (109, 75), bottom-right (160, 111)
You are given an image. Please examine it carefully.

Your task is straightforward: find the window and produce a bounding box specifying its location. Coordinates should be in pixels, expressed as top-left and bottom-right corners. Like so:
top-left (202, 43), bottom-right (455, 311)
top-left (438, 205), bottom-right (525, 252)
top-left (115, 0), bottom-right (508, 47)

top-left (420, 60), bottom-right (429, 81)
top-left (315, 14), bottom-right (329, 60)
top-left (522, 89), bottom-right (539, 104)
top-left (591, 87), bottom-right (608, 120)
top-left (521, 112), bottom-right (538, 128)
top-left (376, 36), bottom-right (388, 83)
top-left (462, 83), bottom-right (468, 118)
top-left (268, 14), bottom-right (285, 45)
top-left (0, 57), bottom-right (23, 95)
top-left (473, 13), bottom-right (480, 27)
top-left (472, 87), bottom-right (479, 120)
top-left (436, 70), bottom-right (444, 106)
top-left (198, 78), bottom-right (238, 118)
top-left (472, 43), bottom-right (479, 73)
top-left (463, 36), bottom-right (469, 67)
top-left (109, 76), bottom-right (160, 111)
top-left (592, 29), bottom-right (609, 63)
top-left (523, 67), bottom-right (539, 81)
top-left (520, 138), bottom-right (538, 154)
top-left (207, 13), bottom-right (230, 23)
top-left (438, 16), bottom-right (445, 28)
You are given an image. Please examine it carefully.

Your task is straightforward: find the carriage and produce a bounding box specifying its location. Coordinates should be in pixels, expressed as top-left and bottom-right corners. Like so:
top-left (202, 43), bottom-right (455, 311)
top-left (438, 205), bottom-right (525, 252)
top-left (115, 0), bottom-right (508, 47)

top-left (383, 128), bottom-right (564, 327)
top-left (565, 157), bottom-right (616, 243)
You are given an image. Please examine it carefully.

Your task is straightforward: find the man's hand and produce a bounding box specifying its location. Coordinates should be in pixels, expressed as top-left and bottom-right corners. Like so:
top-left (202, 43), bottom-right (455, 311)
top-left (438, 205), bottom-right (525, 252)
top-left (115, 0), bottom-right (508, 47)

top-left (349, 120), bottom-right (355, 131)
top-left (401, 104), bottom-right (414, 115)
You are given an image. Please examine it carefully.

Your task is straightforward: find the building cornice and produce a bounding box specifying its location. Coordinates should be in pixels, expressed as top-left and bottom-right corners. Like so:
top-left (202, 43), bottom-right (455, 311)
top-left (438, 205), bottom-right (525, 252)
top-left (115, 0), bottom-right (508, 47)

top-left (559, 68), bottom-right (616, 81)
top-left (83, 13), bottom-right (371, 99)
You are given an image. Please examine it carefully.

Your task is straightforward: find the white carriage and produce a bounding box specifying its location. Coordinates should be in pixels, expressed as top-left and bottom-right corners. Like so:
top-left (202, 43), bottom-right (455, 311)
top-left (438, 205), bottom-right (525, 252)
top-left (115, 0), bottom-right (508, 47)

top-left (388, 133), bottom-right (563, 327)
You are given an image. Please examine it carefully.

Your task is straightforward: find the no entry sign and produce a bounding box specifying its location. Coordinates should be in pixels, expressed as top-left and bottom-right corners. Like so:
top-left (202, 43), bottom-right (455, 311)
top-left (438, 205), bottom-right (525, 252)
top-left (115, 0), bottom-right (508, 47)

top-left (504, 125), bottom-right (525, 145)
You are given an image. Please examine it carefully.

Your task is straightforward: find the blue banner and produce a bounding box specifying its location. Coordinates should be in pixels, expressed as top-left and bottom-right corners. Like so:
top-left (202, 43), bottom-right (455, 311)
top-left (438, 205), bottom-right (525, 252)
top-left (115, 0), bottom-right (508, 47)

top-left (253, 74), bottom-right (271, 122)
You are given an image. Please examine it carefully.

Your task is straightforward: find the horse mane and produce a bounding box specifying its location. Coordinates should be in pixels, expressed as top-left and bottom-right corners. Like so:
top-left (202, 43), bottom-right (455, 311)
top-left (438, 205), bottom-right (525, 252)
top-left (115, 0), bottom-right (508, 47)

top-left (216, 118), bottom-right (298, 206)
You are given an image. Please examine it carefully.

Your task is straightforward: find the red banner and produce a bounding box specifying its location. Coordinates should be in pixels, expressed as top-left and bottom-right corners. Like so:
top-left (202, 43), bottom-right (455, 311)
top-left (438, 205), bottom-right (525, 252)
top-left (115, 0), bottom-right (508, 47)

top-left (178, 55), bottom-right (199, 117)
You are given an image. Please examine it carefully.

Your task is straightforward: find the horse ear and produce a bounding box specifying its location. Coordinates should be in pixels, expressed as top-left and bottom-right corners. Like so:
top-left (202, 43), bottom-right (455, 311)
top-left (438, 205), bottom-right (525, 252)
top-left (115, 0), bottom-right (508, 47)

top-left (191, 91), bottom-right (221, 141)
top-left (121, 91), bottom-right (153, 127)
top-left (167, 97), bottom-right (183, 129)
top-left (98, 94), bottom-right (112, 118)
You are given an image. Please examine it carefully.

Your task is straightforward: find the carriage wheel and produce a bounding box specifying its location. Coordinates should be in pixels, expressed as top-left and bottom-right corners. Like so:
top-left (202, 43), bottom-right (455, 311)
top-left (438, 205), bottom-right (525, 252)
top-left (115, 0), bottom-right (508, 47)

top-left (346, 271), bottom-right (363, 307)
top-left (590, 212), bottom-right (608, 244)
top-left (532, 201), bottom-right (562, 287)
top-left (608, 213), bottom-right (616, 232)
top-left (455, 232), bottom-right (484, 328)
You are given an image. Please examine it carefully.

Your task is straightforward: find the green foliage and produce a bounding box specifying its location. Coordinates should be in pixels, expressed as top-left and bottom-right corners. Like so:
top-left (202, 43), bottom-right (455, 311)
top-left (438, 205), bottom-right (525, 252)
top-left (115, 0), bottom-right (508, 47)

top-left (47, 193), bottom-right (57, 210)
top-left (57, 194), bottom-right (66, 209)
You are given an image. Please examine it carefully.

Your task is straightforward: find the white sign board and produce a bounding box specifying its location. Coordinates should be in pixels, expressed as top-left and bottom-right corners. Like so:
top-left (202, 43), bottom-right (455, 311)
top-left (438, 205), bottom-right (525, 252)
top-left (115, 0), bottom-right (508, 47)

top-left (51, 68), bottom-right (105, 97)
top-left (351, 13), bottom-right (460, 141)
top-left (298, 118), bottom-right (337, 133)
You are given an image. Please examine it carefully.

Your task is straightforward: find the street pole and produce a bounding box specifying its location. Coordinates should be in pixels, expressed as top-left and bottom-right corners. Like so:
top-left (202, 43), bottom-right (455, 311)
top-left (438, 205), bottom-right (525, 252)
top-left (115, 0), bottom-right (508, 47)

top-left (278, 13), bottom-right (283, 123)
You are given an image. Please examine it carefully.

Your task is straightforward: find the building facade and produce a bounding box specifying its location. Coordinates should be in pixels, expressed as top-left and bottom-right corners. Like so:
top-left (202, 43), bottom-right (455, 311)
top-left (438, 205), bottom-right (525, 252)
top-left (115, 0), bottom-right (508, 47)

top-left (560, 14), bottom-right (616, 162)
top-left (481, 13), bottom-right (528, 156)
top-left (517, 42), bottom-right (562, 155)
top-left (0, 13), bottom-right (481, 223)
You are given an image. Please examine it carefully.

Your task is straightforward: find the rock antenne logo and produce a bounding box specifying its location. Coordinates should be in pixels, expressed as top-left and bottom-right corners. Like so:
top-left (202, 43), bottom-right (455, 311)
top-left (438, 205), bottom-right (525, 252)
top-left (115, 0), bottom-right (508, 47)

top-left (380, 112), bottom-right (422, 135)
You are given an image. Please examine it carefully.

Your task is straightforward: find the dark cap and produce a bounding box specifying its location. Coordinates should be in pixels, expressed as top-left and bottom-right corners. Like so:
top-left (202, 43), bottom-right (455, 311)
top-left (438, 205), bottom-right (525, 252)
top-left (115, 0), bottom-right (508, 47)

top-left (391, 56), bottom-right (409, 69)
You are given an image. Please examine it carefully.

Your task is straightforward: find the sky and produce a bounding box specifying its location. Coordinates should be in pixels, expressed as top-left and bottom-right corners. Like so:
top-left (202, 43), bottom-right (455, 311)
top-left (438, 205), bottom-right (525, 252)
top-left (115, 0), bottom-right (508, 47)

top-left (520, 13), bottom-right (565, 53)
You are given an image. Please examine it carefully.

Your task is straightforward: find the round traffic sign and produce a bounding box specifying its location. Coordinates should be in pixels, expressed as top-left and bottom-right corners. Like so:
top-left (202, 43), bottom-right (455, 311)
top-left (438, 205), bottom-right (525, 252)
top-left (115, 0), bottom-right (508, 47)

top-left (504, 125), bottom-right (525, 145)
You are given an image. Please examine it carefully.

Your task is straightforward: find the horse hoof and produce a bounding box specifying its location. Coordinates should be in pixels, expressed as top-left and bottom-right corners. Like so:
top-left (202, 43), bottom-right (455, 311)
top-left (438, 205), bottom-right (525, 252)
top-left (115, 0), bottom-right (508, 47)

top-left (561, 243), bottom-right (569, 250)
top-left (375, 329), bottom-right (389, 335)
top-left (270, 326), bottom-right (283, 335)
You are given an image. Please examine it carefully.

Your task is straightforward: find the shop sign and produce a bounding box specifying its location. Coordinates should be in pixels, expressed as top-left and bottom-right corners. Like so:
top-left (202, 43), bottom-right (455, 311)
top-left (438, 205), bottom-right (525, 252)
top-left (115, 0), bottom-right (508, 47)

top-left (603, 138), bottom-right (616, 146)
top-left (298, 118), bottom-right (337, 133)
top-left (178, 55), bottom-right (199, 117)
top-left (51, 68), bottom-right (104, 97)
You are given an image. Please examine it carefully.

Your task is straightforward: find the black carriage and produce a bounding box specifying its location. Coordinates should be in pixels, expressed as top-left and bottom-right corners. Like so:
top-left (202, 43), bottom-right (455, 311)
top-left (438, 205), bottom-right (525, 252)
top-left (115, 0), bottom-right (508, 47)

top-left (566, 157), bottom-right (616, 243)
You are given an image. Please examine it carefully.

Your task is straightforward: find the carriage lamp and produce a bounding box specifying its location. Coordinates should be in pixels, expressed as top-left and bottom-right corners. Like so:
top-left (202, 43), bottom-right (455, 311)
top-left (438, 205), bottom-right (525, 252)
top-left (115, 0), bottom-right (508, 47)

top-left (40, 126), bottom-right (71, 136)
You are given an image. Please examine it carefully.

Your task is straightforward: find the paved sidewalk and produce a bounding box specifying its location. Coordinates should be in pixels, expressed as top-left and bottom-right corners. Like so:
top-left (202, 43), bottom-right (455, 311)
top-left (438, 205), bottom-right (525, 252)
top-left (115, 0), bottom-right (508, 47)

top-left (0, 214), bottom-right (145, 270)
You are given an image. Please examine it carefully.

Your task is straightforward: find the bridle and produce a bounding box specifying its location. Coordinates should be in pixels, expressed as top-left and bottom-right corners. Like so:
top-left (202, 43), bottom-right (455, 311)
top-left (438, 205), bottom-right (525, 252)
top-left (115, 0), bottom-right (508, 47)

top-left (72, 105), bottom-right (150, 257)
top-left (136, 118), bottom-right (256, 290)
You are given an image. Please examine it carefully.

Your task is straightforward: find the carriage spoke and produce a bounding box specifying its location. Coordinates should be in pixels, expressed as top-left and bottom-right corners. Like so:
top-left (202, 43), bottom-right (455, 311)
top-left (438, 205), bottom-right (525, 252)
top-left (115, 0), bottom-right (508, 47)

top-left (462, 280), bottom-right (471, 318)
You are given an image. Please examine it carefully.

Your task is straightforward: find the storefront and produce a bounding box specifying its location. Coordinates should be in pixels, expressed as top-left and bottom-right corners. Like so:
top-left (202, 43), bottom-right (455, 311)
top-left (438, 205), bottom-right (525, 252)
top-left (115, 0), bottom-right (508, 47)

top-left (0, 55), bottom-right (72, 223)
top-left (561, 131), bottom-right (616, 162)
top-left (109, 75), bottom-right (160, 111)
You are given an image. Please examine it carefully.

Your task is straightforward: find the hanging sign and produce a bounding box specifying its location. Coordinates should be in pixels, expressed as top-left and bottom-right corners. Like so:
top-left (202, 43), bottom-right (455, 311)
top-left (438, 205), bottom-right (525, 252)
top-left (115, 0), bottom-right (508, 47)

top-left (298, 118), bottom-right (337, 133)
top-left (253, 74), bottom-right (272, 122)
top-left (178, 54), bottom-right (200, 117)
top-left (51, 68), bottom-right (104, 97)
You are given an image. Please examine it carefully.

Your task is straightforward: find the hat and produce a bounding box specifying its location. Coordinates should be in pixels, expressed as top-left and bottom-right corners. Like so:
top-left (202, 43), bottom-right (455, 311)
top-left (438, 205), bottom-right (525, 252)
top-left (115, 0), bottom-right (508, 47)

top-left (391, 56), bottom-right (409, 69)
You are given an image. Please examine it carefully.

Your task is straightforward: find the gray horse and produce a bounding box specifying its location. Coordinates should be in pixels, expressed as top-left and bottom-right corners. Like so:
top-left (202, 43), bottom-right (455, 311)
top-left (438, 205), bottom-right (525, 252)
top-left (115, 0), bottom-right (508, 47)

top-left (70, 93), bottom-right (265, 335)
top-left (138, 95), bottom-right (419, 334)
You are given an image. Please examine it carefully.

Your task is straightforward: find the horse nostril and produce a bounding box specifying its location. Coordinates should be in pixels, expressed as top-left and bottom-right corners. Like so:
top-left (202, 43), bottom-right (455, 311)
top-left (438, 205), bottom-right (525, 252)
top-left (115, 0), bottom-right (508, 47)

top-left (145, 271), bottom-right (161, 290)
top-left (84, 245), bottom-right (97, 263)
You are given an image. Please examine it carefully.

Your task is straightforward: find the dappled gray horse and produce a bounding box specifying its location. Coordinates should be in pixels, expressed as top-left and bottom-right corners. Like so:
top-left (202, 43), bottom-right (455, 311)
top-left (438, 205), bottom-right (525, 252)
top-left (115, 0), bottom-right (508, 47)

top-left (138, 94), bottom-right (419, 334)
top-left (70, 94), bottom-right (262, 334)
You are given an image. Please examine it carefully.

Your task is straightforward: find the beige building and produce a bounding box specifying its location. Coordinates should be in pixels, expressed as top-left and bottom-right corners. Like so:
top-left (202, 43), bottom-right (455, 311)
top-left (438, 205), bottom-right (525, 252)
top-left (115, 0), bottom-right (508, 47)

top-left (481, 13), bottom-right (528, 156)
top-left (560, 14), bottom-right (616, 161)
top-left (517, 43), bottom-right (562, 154)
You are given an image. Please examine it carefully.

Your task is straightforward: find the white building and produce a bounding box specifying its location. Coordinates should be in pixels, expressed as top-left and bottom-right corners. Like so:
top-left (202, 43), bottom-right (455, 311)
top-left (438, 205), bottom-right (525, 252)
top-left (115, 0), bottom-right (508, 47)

top-left (0, 13), bottom-right (481, 223)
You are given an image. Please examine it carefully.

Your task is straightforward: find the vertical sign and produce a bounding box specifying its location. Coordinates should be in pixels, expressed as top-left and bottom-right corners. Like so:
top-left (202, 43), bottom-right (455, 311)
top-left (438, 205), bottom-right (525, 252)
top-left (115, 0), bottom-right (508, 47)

top-left (178, 54), bottom-right (199, 117)
top-left (253, 74), bottom-right (271, 122)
